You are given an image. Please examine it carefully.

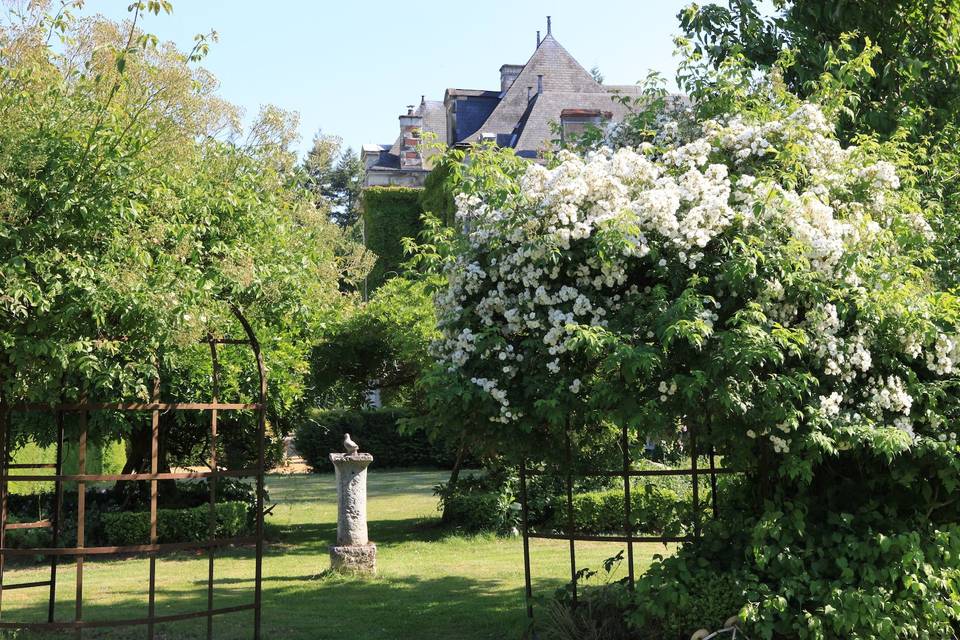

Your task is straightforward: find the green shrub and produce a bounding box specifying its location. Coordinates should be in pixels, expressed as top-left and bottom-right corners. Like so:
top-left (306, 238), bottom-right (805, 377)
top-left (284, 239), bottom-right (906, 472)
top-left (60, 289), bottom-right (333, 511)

top-left (294, 408), bottom-right (464, 470)
top-left (101, 501), bottom-right (251, 545)
top-left (362, 187), bottom-right (423, 289)
top-left (435, 471), bottom-right (519, 534)
top-left (550, 485), bottom-right (693, 536)
top-left (629, 558), bottom-right (747, 640)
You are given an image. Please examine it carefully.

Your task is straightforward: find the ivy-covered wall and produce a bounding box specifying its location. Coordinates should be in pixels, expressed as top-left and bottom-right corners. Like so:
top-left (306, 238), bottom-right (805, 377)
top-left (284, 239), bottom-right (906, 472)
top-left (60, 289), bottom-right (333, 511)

top-left (362, 187), bottom-right (423, 290)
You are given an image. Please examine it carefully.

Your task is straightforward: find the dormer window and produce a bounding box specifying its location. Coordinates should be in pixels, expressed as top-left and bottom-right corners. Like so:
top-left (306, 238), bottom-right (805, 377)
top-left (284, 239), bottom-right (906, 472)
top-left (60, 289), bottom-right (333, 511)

top-left (560, 108), bottom-right (612, 142)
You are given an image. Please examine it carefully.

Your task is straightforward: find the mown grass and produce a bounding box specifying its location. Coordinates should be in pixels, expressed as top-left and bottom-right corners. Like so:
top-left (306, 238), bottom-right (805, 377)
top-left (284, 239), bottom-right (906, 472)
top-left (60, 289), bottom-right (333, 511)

top-left (0, 469), bottom-right (667, 639)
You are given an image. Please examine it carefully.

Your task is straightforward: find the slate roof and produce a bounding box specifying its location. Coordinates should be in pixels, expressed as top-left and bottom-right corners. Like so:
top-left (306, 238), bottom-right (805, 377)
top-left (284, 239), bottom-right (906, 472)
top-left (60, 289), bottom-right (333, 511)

top-left (445, 88), bottom-right (500, 99)
top-left (367, 28), bottom-right (649, 173)
top-left (514, 90), bottom-right (637, 153)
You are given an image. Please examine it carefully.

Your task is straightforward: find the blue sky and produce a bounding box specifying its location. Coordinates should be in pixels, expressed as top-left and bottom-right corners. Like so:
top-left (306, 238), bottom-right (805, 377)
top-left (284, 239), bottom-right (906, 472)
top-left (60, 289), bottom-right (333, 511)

top-left (80, 1), bottom-right (701, 157)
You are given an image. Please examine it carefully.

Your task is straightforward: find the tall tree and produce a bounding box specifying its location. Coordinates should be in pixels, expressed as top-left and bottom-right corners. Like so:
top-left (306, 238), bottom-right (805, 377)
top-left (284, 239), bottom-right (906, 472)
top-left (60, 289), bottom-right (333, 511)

top-left (678, 0), bottom-right (960, 280)
top-left (0, 1), bottom-right (361, 473)
top-left (302, 132), bottom-right (365, 228)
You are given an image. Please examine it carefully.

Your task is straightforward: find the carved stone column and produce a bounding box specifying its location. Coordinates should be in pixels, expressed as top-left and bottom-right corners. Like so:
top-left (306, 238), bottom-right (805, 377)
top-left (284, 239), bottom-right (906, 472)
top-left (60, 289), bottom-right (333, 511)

top-left (328, 452), bottom-right (376, 574)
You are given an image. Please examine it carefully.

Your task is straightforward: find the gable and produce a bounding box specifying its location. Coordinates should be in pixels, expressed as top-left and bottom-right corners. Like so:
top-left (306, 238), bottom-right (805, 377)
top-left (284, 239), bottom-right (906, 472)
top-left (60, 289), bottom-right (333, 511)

top-left (475, 35), bottom-right (602, 138)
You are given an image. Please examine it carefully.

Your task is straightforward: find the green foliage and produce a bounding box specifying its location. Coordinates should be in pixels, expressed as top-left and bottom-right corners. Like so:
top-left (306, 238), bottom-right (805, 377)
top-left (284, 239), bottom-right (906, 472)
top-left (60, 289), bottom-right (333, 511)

top-left (552, 484), bottom-right (692, 537)
top-left (676, 0), bottom-right (960, 281)
top-left (434, 471), bottom-right (520, 534)
top-left (540, 583), bottom-right (636, 640)
top-left (311, 277), bottom-right (437, 408)
top-left (362, 187), bottom-right (423, 290)
top-left (302, 131), bottom-right (365, 229)
top-left (630, 557), bottom-right (747, 640)
top-left (294, 408), bottom-right (465, 470)
top-left (6, 439), bottom-right (125, 495)
top-left (679, 0), bottom-right (960, 140)
top-left (0, 2), bottom-right (359, 475)
top-left (100, 500), bottom-right (250, 545)
top-left (430, 40), bottom-right (960, 637)
top-left (419, 162), bottom-right (457, 226)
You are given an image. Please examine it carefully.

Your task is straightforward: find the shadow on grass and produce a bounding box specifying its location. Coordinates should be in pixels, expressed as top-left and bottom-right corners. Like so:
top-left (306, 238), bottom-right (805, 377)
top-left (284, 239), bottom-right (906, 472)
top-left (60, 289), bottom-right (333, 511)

top-left (0, 572), bottom-right (541, 640)
top-left (266, 469), bottom-right (453, 503)
top-left (269, 515), bottom-right (450, 551)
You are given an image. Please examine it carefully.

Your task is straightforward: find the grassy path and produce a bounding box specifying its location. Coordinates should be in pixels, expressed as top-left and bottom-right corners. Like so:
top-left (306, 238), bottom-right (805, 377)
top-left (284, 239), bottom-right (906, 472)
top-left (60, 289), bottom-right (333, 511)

top-left (0, 470), bottom-right (665, 639)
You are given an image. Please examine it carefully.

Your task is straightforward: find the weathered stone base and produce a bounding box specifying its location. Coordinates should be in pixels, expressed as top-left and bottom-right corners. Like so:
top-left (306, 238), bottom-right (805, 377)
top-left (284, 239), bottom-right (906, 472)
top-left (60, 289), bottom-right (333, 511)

top-left (330, 543), bottom-right (377, 575)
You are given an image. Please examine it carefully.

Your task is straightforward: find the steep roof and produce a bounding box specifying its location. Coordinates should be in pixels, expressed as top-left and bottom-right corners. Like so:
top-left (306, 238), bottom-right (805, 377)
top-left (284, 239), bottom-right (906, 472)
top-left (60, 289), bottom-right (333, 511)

top-left (474, 34), bottom-right (602, 138)
top-left (513, 90), bottom-right (638, 154)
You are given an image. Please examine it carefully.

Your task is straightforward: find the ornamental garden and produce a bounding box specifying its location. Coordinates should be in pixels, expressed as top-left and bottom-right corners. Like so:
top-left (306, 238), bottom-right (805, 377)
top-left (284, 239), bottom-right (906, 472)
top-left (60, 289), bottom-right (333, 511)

top-left (3, 2), bottom-right (960, 639)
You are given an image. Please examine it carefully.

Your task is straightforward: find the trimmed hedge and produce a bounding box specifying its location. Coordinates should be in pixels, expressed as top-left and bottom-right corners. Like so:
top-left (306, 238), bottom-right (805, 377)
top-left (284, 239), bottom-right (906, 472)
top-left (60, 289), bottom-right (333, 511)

top-left (101, 501), bottom-right (249, 545)
top-left (553, 486), bottom-right (692, 536)
top-left (362, 187), bottom-right (423, 290)
top-left (295, 408), bottom-right (464, 470)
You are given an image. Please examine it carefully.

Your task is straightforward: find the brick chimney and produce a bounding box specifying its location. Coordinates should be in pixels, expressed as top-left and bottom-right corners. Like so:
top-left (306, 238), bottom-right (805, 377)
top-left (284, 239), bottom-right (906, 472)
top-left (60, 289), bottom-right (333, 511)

top-left (398, 104), bottom-right (423, 170)
top-left (499, 64), bottom-right (524, 94)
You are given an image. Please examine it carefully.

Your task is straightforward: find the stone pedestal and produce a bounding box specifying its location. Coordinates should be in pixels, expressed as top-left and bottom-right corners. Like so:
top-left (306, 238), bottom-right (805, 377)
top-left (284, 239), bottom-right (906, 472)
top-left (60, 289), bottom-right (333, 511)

top-left (329, 452), bottom-right (376, 574)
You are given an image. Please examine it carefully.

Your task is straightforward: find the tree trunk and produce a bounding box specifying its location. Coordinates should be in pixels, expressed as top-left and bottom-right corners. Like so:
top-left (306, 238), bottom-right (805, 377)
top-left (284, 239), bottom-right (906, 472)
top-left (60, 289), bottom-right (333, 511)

top-left (441, 434), bottom-right (468, 524)
top-left (115, 417), bottom-right (175, 507)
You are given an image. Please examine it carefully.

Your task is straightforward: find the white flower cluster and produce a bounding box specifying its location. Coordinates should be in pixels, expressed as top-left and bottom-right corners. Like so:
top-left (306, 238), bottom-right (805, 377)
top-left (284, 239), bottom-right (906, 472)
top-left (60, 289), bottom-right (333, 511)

top-left (435, 101), bottom-right (953, 448)
top-left (927, 333), bottom-right (960, 375)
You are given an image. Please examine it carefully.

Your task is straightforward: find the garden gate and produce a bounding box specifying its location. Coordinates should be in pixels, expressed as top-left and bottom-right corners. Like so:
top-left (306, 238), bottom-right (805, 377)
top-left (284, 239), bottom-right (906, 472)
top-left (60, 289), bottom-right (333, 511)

top-left (0, 309), bottom-right (267, 639)
top-left (518, 422), bottom-right (736, 619)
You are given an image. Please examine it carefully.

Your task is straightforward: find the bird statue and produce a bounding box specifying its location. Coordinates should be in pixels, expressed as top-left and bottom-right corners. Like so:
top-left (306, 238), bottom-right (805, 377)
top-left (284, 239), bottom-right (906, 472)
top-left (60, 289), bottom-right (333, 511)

top-left (343, 433), bottom-right (359, 455)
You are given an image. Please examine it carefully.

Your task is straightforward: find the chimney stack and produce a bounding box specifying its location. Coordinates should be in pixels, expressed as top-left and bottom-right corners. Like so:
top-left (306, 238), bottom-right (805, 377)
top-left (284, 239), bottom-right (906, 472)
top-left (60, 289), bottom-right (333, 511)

top-left (399, 106), bottom-right (423, 170)
top-left (537, 74), bottom-right (544, 95)
top-left (499, 64), bottom-right (524, 94)
top-left (536, 30), bottom-right (541, 47)
top-left (547, 16), bottom-right (552, 35)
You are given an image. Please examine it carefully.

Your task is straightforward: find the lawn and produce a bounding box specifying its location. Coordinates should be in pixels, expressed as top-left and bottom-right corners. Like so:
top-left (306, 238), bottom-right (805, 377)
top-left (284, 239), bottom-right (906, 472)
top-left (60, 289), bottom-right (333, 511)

top-left (0, 469), bottom-right (667, 639)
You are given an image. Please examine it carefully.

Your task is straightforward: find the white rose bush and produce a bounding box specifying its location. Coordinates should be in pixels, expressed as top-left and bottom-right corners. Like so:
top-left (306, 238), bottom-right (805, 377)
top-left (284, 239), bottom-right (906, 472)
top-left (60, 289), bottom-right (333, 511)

top-left (426, 58), bottom-right (960, 638)
top-left (436, 100), bottom-right (956, 464)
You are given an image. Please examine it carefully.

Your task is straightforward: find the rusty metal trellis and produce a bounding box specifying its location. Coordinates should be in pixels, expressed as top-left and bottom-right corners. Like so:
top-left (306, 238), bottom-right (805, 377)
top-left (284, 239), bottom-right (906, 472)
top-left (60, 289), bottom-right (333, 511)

top-left (519, 422), bottom-right (737, 619)
top-left (0, 314), bottom-right (268, 639)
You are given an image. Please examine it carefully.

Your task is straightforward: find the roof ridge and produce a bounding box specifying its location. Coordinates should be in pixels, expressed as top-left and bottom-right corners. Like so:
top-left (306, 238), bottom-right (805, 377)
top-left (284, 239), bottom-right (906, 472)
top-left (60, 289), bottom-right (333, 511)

top-left (471, 33), bottom-right (602, 141)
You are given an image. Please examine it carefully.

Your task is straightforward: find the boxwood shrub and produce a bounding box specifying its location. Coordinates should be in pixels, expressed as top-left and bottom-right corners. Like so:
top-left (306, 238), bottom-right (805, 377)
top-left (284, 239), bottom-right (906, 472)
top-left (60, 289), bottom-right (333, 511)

top-left (294, 408), bottom-right (466, 470)
top-left (553, 485), bottom-right (693, 536)
top-left (101, 501), bottom-right (250, 545)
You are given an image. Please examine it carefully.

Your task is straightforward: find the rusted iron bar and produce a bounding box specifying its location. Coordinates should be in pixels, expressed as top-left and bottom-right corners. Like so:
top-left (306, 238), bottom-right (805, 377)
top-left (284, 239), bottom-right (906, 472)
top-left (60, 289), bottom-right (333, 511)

top-left (1, 468), bottom-right (260, 483)
top-left (232, 307), bottom-right (267, 640)
top-left (207, 340), bottom-right (220, 640)
top-left (565, 433), bottom-right (577, 607)
top-left (621, 423), bottom-right (635, 590)
top-left (526, 532), bottom-right (695, 543)
top-left (14, 402), bottom-right (260, 412)
top-left (5, 520), bottom-right (51, 530)
top-left (148, 376), bottom-right (159, 640)
top-left (691, 425), bottom-right (700, 541)
top-left (519, 460), bottom-right (534, 619)
top-left (0, 536), bottom-right (259, 557)
top-left (75, 407), bottom-right (86, 640)
top-left (5, 580), bottom-right (52, 591)
top-left (521, 467), bottom-right (737, 477)
top-left (0, 398), bottom-right (9, 618)
top-left (48, 409), bottom-right (65, 623)
top-left (0, 603), bottom-right (256, 630)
